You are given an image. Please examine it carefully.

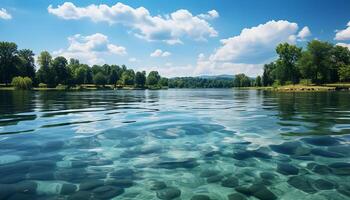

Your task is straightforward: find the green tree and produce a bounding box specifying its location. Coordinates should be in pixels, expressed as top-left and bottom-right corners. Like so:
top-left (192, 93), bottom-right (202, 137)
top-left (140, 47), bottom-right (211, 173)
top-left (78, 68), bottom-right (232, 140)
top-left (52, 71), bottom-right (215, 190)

top-left (339, 65), bottom-right (350, 82)
top-left (121, 69), bottom-right (135, 85)
top-left (18, 49), bottom-right (35, 80)
top-left (0, 42), bottom-right (19, 84)
top-left (94, 72), bottom-right (107, 86)
top-left (275, 43), bottom-right (302, 84)
top-left (147, 71), bottom-right (161, 86)
top-left (159, 77), bottom-right (168, 87)
top-left (255, 76), bottom-right (262, 87)
top-left (135, 71), bottom-right (146, 88)
top-left (108, 69), bottom-right (119, 86)
top-left (11, 76), bottom-right (32, 90)
top-left (331, 45), bottom-right (350, 82)
top-left (37, 51), bottom-right (53, 85)
top-left (51, 56), bottom-right (69, 85)
top-left (234, 73), bottom-right (251, 87)
top-left (262, 62), bottom-right (276, 86)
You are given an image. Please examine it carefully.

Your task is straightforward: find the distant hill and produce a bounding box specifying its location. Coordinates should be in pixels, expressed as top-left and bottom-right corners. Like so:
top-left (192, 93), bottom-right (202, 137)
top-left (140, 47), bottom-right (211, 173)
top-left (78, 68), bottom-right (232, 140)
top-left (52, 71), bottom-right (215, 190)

top-left (197, 74), bottom-right (234, 79)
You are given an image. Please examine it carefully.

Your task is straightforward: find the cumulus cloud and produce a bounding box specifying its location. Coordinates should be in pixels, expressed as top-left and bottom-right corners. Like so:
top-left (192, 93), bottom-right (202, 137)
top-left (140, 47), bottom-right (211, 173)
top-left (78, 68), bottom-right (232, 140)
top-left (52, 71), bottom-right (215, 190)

top-left (0, 8), bottom-right (12, 20)
top-left (335, 21), bottom-right (350, 41)
top-left (48, 2), bottom-right (218, 44)
top-left (195, 20), bottom-right (306, 76)
top-left (198, 10), bottom-right (219, 20)
top-left (53, 33), bottom-right (126, 65)
top-left (297, 26), bottom-right (311, 40)
top-left (150, 49), bottom-right (171, 57)
top-left (128, 57), bottom-right (138, 62)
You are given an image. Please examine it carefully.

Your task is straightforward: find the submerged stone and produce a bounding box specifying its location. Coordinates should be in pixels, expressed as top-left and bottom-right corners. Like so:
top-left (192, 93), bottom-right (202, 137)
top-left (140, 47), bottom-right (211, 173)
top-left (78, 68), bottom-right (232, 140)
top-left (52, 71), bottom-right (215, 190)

top-left (221, 177), bottom-right (239, 188)
top-left (156, 187), bottom-right (181, 200)
top-left (92, 186), bottom-right (124, 199)
top-left (110, 168), bottom-right (135, 179)
top-left (277, 163), bottom-right (299, 175)
top-left (79, 180), bottom-right (104, 191)
top-left (0, 174), bottom-right (26, 184)
top-left (15, 181), bottom-right (38, 194)
top-left (41, 141), bottom-right (64, 152)
top-left (200, 169), bottom-right (220, 178)
top-left (287, 176), bottom-right (317, 194)
top-left (0, 155), bottom-right (22, 165)
top-left (307, 163), bottom-right (331, 175)
top-left (269, 141), bottom-right (310, 156)
top-left (311, 148), bottom-right (344, 158)
top-left (149, 181), bottom-right (167, 190)
top-left (61, 184), bottom-right (77, 195)
top-left (28, 171), bottom-right (55, 180)
top-left (235, 184), bottom-right (276, 200)
top-left (314, 179), bottom-right (337, 190)
top-left (68, 191), bottom-right (92, 200)
top-left (105, 179), bottom-right (134, 188)
top-left (228, 193), bottom-right (247, 200)
top-left (207, 175), bottom-right (224, 183)
top-left (337, 184), bottom-right (350, 197)
top-left (328, 162), bottom-right (350, 175)
top-left (191, 194), bottom-right (211, 200)
top-left (302, 136), bottom-right (341, 146)
top-left (260, 172), bottom-right (277, 180)
top-left (156, 158), bottom-right (198, 169)
top-left (0, 184), bottom-right (16, 199)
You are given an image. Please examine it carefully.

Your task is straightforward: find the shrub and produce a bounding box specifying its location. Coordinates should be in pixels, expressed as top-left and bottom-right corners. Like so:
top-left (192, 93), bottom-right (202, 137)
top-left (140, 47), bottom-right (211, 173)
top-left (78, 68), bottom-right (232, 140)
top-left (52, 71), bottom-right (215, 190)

top-left (300, 79), bottom-right (312, 86)
top-left (56, 84), bottom-right (69, 90)
top-left (284, 81), bottom-right (293, 85)
top-left (94, 72), bottom-right (107, 86)
top-left (272, 80), bottom-right (281, 88)
top-left (38, 83), bottom-right (48, 88)
top-left (11, 76), bottom-right (32, 90)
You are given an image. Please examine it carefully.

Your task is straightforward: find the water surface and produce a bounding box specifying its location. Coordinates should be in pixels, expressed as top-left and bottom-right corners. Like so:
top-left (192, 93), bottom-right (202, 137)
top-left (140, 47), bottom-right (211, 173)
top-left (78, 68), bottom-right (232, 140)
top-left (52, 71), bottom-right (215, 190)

top-left (0, 89), bottom-right (350, 200)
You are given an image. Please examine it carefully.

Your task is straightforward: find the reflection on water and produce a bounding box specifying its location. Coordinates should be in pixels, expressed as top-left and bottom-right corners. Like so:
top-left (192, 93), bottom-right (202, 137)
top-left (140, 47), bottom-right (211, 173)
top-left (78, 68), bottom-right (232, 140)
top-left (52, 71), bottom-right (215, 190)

top-left (0, 89), bottom-right (350, 200)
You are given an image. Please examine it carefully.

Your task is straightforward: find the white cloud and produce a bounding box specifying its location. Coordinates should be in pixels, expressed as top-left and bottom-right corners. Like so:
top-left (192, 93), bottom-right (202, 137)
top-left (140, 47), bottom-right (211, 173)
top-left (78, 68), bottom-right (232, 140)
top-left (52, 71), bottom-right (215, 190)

top-left (198, 10), bottom-right (219, 20)
top-left (297, 26), bottom-right (311, 40)
top-left (48, 2), bottom-right (218, 44)
top-left (336, 43), bottom-right (350, 50)
top-left (194, 20), bottom-right (306, 76)
top-left (0, 8), bottom-right (12, 20)
top-left (129, 57), bottom-right (138, 62)
top-left (53, 33), bottom-right (126, 65)
top-left (335, 21), bottom-right (350, 41)
top-left (150, 49), bottom-right (171, 57)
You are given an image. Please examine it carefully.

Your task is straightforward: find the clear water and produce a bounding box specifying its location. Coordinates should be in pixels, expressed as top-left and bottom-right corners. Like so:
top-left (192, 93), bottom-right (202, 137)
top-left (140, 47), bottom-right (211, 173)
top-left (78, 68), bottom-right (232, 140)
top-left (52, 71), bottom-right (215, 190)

top-left (0, 89), bottom-right (350, 200)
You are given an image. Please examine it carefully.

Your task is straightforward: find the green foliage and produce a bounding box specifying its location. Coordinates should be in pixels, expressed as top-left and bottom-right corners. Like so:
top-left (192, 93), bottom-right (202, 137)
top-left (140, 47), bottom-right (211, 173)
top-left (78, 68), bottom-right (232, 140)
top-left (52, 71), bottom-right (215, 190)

top-left (339, 65), bottom-right (350, 82)
top-left (93, 72), bottom-right (107, 86)
top-left (0, 42), bottom-right (20, 84)
top-left (159, 77), bottom-right (169, 87)
top-left (255, 76), bottom-right (262, 87)
top-left (275, 43), bottom-right (302, 84)
top-left (234, 74), bottom-right (251, 87)
top-left (262, 62), bottom-right (276, 86)
top-left (272, 80), bottom-right (281, 88)
top-left (147, 71), bottom-right (161, 86)
top-left (121, 69), bottom-right (135, 86)
top-left (38, 83), bottom-right (47, 88)
top-left (299, 79), bottom-right (312, 86)
top-left (11, 76), bottom-right (32, 90)
top-left (168, 77), bottom-right (233, 88)
top-left (135, 71), bottom-right (146, 88)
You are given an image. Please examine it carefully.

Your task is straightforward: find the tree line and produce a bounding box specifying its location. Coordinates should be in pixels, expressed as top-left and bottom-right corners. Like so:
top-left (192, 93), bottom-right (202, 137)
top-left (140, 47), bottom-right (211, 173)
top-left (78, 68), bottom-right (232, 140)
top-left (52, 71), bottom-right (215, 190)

top-left (262, 40), bottom-right (350, 86)
top-left (0, 41), bottom-right (168, 89)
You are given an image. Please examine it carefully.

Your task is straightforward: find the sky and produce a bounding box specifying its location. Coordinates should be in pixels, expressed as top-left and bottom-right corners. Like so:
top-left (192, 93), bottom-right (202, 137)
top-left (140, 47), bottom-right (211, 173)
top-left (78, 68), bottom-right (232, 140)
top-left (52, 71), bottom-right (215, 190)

top-left (1, 0), bottom-right (350, 77)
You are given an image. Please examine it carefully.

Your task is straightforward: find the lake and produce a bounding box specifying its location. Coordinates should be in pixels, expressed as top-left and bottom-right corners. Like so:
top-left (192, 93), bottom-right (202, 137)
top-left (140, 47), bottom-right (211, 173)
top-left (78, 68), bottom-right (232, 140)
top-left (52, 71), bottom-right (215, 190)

top-left (0, 89), bottom-right (350, 200)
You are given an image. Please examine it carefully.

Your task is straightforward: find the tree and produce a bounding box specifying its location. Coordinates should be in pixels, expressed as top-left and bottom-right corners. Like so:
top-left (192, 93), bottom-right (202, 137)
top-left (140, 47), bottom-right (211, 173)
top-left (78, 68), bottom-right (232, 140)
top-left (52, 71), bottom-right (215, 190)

top-left (11, 76), bottom-right (32, 90)
top-left (0, 42), bottom-right (19, 84)
top-left (331, 45), bottom-right (350, 82)
top-left (94, 72), bottom-right (107, 86)
top-left (121, 69), bottom-right (135, 85)
top-left (108, 69), bottom-right (119, 86)
top-left (234, 74), bottom-right (251, 87)
top-left (51, 56), bottom-right (69, 85)
top-left (159, 77), bottom-right (168, 87)
top-left (147, 71), bottom-right (161, 86)
top-left (17, 49), bottom-right (35, 80)
top-left (255, 76), bottom-right (262, 87)
top-left (339, 65), bottom-right (350, 82)
top-left (275, 43), bottom-right (302, 84)
top-left (262, 62), bottom-right (276, 86)
top-left (135, 71), bottom-right (146, 88)
top-left (37, 51), bottom-right (53, 85)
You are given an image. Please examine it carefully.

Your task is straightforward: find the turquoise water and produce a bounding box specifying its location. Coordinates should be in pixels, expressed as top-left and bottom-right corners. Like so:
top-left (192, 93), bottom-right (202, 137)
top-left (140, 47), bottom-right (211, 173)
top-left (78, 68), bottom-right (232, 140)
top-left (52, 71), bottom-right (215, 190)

top-left (0, 89), bottom-right (350, 200)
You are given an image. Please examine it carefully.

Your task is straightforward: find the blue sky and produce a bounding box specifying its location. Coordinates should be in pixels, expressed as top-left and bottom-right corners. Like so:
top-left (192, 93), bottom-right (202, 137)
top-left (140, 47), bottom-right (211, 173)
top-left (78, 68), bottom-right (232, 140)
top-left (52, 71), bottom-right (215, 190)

top-left (1, 0), bottom-right (350, 77)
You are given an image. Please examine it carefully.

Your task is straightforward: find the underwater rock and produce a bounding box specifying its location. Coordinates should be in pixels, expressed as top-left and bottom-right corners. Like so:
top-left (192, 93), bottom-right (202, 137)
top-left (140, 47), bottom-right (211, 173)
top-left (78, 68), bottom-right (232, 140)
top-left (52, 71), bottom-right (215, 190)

top-left (67, 191), bottom-right (92, 200)
top-left (0, 155), bottom-right (22, 165)
top-left (259, 172), bottom-right (277, 180)
top-left (60, 184), bottom-right (77, 195)
top-left (337, 184), bottom-right (350, 197)
top-left (191, 194), bottom-right (211, 200)
top-left (0, 174), bottom-right (26, 184)
top-left (306, 163), bottom-right (331, 175)
top-left (110, 168), bottom-right (135, 179)
top-left (313, 179), bottom-right (337, 190)
top-left (7, 193), bottom-right (38, 200)
top-left (0, 184), bottom-right (16, 199)
top-left (232, 151), bottom-right (252, 160)
top-left (155, 158), bottom-right (199, 169)
top-left (327, 145), bottom-right (350, 156)
top-left (105, 179), bottom-right (134, 188)
top-left (149, 181), bottom-right (167, 190)
top-left (0, 162), bottom-right (32, 175)
top-left (302, 136), bottom-right (341, 146)
top-left (277, 163), bottom-right (299, 175)
top-left (200, 169), bottom-right (220, 178)
top-left (15, 181), bottom-right (38, 194)
top-left (328, 162), bottom-right (350, 175)
top-left (221, 177), bottom-right (239, 188)
top-left (55, 168), bottom-right (87, 182)
top-left (287, 176), bottom-right (317, 194)
top-left (207, 175), bottom-right (224, 183)
top-left (228, 193), bottom-right (247, 200)
top-left (156, 187), bottom-right (181, 200)
top-left (92, 186), bottom-right (124, 199)
top-left (311, 148), bottom-right (344, 158)
top-left (235, 184), bottom-right (276, 200)
top-left (79, 180), bottom-right (104, 191)
top-left (87, 159), bottom-right (113, 166)
top-left (269, 141), bottom-right (310, 156)
top-left (28, 171), bottom-right (55, 180)
top-left (41, 141), bottom-right (64, 152)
